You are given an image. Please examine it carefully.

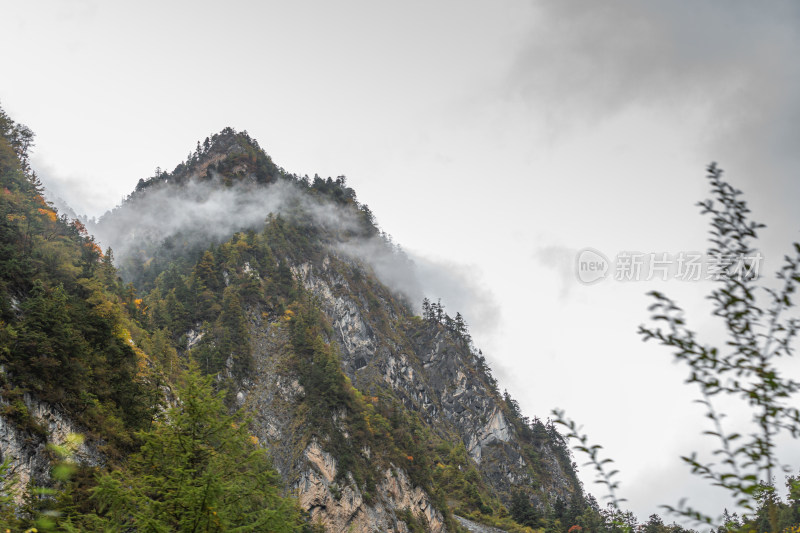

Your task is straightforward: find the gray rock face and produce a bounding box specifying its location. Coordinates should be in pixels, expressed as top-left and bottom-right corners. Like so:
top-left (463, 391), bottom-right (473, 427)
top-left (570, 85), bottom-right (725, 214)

top-left (296, 440), bottom-right (445, 533)
top-left (238, 312), bottom-right (444, 533)
top-left (0, 391), bottom-right (102, 500)
top-left (455, 515), bottom-right (510, 533)
top-left (467, 408), bottom-right (512, 464)
top-left (289, 253), bottom-right (580, 509)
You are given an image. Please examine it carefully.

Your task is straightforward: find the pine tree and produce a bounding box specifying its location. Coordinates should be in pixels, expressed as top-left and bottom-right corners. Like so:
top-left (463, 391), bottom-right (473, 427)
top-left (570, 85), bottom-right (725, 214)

top-left (434, 299), bottom-right (444, 323)
top-left (193, 250), bottom-right (220, 292)
top-left (421, 297), bottom-right (431, 321)
top-left (453, 312), bottom-right (467, 337)
top-left (90, 366), bottom-right (303, 532)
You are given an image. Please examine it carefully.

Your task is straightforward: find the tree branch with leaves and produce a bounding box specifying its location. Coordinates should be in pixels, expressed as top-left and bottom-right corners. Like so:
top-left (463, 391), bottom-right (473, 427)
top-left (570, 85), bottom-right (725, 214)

top-left (556, 163), bottom-right (800, 529)
top-left (638, 163), bottom-right (800, 525)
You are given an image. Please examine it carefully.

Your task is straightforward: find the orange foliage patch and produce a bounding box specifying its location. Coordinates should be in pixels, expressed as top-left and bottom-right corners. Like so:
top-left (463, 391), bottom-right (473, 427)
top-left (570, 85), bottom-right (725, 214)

top-left (71, 219), bottom-right (87, 236)
top-left (84, 241), bottom-right (102, 255)
top-left (37, 208), bottom-right (58, 222)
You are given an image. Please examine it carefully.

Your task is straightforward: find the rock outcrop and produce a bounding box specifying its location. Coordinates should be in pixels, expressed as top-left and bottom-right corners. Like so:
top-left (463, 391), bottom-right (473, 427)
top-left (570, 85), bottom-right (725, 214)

top-left (296, 441), bottom-right (445, 533)
top-left (0, 390), bottom-right (101, 500)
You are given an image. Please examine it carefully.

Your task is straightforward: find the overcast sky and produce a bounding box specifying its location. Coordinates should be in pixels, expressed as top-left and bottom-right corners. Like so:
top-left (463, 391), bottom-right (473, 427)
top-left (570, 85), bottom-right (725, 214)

top-left (3, 0), bottom-right (800, 522)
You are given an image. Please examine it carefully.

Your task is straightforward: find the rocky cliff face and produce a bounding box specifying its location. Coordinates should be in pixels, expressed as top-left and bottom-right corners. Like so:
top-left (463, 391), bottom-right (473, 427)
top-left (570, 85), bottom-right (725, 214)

top-left (201, 238), bottom-right (579, 531)
top-left (221, 282), bottom-right (447, 532)
top-left (296, 441), bottom-right (445, 533)
top-left (291, 254), bottom-right (578, 506)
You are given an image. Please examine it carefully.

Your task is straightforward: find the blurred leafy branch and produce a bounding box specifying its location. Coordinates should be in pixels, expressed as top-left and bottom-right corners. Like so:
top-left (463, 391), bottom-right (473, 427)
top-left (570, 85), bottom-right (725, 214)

top-left (551, 410), bottom-right (625, 511)
top-left (555, 163), bottom-right (800, 528)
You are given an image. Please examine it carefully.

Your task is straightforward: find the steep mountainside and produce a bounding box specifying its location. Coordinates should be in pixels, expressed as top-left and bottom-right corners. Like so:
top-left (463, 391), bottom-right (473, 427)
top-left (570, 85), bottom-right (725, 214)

top-left (91, 130), bottom-right (585, 531)
top-left (0, 111), bottom-right (587, 532)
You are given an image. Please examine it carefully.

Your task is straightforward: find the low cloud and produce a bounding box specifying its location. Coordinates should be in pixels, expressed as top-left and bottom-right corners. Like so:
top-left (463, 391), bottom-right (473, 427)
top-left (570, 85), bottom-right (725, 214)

top-left (34, 157), bottom-right (119, 219)
top-left (336, 238), bottom-right (501, 340)
top-left (92, 178), bottom-right (361, 263)
top-left (93, 175), bottom-right (500, 341)
top-left (411, 253), bottom-right (500, 339)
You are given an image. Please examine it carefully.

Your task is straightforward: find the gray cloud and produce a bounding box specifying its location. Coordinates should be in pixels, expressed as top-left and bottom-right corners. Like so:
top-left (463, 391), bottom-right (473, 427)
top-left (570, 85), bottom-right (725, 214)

top-left (410, 254), bottom-right (501, 339)
top-left (336, 238), bottom-right (423, 306)
top-left (511, 1), bottom-right (800, 200)
top-left (336, 238), bottom-right (501, 339)
top-left (513, 2), bottom-right (800, 120)
top-left (34, 157), bottom-right (119, 219)
top-left (534, 245), bottom-right (578, 298)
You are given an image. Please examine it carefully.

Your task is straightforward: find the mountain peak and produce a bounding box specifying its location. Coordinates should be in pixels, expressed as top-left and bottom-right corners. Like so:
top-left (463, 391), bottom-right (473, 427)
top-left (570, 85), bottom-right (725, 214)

top-left (133, 127), bottom-right (282, 195)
